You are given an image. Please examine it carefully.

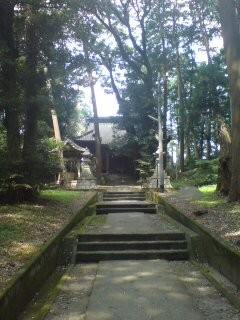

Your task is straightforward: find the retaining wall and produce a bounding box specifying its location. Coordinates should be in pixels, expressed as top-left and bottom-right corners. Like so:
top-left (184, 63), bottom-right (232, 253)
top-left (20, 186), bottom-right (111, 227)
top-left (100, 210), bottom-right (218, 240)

top-left (0, 193), bottom-right (97, 320)
top-left (150, 192), bottom-right (240, 289)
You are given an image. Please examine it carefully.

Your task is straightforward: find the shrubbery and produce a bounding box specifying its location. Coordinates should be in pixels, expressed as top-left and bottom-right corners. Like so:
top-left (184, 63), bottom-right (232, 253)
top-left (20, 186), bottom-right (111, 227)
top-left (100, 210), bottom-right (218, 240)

top-left (0, 174), bottom-right (38, 204)
top-left (0, 137), bottom-right (61, 203)
top-left (172, 159), bottom-right (218, 188)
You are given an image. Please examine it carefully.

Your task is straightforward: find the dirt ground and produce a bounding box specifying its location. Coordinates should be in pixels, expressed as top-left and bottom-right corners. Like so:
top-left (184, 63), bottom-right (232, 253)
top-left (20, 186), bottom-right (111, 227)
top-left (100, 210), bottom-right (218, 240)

top-left (161, 187), bottom-right (240, 250)
top-left (0, 191), bottom-right (94, 291)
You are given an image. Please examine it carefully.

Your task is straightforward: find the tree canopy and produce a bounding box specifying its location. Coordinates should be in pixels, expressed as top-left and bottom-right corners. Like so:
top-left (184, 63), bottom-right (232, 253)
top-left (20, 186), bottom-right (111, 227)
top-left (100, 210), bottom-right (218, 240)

top-left (1, 0), bottom-right (239, 200)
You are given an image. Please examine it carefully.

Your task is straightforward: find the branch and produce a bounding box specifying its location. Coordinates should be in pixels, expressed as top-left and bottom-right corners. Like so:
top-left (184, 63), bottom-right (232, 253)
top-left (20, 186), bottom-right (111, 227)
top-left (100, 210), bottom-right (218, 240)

top-left (93, 11), bottom-right (145, 78)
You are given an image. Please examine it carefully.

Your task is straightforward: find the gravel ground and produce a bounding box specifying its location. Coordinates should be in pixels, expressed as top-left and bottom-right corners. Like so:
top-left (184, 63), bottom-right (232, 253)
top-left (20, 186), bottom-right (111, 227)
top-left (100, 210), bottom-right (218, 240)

top-left (161, 187), bottom-right (240, 250)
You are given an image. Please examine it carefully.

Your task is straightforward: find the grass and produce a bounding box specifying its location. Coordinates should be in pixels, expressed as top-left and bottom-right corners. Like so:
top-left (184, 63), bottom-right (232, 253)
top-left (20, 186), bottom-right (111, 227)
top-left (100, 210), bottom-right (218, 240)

top-left (0, 190), bottom-right (83, 244)
top-left (194, 185), bottom-right (227, 207)
top-left (40, 189), bottom-right (83, 203)
top-left (0, 221), bottom-right (24, 244)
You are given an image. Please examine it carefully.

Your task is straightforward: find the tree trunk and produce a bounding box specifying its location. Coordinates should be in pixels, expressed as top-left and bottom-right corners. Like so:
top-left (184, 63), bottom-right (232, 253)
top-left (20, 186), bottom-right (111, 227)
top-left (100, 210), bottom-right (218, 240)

top-left (205, 118), bottom-right (212, 159)
top-left (199, 123), bottom-right (204, 159)
top-left (22, 4), bottom-right (40, 170)
top-left (0, 1), bottom-right (21, 166)
top-left (83, 44), bottom-right (102, 177)
top-left (176, 51), bottom-right (185, 172)
top-left (185, 128), bottom-right (191, 165)
top-left (162, 37), bottom-right (168, 170)
top-left (172, 1), bottom-right (185, 172)
top-left (193, 134), bottom-right (200, 159)
top-left (216, 116), bottom-right (231, 196)
top-left (218, 0), bottom-right (240, 200)
top-left (88, 71), bottom-right (102, 178)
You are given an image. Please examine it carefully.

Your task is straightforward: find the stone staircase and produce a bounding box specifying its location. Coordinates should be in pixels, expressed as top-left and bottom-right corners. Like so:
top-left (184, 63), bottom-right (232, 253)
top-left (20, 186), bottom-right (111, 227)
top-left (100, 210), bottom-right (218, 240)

top-left (96, 191), bottom-right (156, 214)
top-left (102, 191), bottom-right (146, 201)
top-left (75, 190), bottom-right (189, 263)
top-left (75, 233), bottom-right (189, 262)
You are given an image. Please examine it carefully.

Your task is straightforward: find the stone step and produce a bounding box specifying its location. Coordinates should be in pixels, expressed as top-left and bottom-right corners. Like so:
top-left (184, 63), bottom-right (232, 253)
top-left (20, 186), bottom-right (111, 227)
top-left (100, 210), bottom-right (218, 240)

top-left (78, 233), bottom-right (187, 242)
top-left (75, 249), bottom-right (189, 262)
top-left (96, 207), bottom-right (156, 214)
top-left (77, 240), bottom-right (188, 251)
top-left (97, 201), bottom-right (154, 208)
top-left (103, 196), bottom-right (146, 201)
top-left (104, 191), bottom-right (145, 195)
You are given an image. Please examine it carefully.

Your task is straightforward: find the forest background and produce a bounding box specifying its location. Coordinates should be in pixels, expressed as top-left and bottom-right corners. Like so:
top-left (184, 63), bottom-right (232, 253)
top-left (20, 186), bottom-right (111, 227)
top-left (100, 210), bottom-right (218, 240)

top-left (0, 0), bottom-right (239, 200)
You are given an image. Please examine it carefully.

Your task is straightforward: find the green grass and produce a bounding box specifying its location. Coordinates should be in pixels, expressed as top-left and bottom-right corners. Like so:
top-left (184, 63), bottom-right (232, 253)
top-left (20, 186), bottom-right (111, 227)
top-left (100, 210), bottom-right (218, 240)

top-left (194, 185), bottom-right (226, 207)
top-left (0, 221), bottom-right (24, 244)
top-left (199, 185), bottom-right (217, 195)
top-left (40, 189), bottom-right (83, 203)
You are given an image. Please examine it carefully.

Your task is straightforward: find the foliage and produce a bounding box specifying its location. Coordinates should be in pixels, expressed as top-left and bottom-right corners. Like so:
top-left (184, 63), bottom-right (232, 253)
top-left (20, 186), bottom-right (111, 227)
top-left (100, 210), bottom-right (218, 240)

top-left (136, 158), bottom-right (155, 183)
top-left (172, 159), bottom-right (218, 188)
top-left (0, 0), bottom-right (236, 199)
top-left (0, 174), bottom-right (38, 204)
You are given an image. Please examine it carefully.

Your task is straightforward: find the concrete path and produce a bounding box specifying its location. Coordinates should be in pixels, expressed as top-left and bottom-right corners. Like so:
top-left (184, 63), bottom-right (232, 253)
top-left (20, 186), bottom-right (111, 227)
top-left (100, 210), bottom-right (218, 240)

top-left (86, 212), bottom-right (177, 234)
top-left (43, 212), bottom-right (240, 320)
top-left (85, 260), bottom-right (204, 320)
top-left (45, 260), bottom-right (240, 320)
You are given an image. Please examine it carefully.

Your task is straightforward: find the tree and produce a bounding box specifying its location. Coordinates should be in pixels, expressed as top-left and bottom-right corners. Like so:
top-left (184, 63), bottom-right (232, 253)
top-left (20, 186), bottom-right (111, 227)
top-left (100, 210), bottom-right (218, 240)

top-left (0, 0), bottom-right (88, 187)
top-left (218, 0), bottom-right (240, 200)
top-left (79, 0), bottom-right (160, 175)
top-left (22, 3), bottom-right (41, 178)
top-left (0, 1), bottom-right (21, 167)
top-left (83, 44), bottom-right (103, 177)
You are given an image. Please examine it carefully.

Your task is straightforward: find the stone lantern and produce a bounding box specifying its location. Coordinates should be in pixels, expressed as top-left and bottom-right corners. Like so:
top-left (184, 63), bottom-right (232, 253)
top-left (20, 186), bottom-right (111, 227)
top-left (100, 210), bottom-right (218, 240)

top-left (76, 148), bottom-right (97, 189)
top-left (149, 148), bottom-right (172, 189)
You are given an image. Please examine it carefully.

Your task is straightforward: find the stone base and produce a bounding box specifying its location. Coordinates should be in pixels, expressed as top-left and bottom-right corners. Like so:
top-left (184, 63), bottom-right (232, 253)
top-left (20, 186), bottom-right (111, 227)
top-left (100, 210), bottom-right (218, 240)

top-left (66, 180), bottom-right (77, 188)
top-left (76, 179), bottom-right (97, 190)
top-left (149, 176), bottom-right (173, 189)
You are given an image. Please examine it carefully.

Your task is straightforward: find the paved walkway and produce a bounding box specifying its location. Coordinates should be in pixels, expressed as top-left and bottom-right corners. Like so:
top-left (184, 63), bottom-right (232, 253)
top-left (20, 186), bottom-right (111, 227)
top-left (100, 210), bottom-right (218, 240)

top-left (85, 260), bottom-right (204, 320)
top-left (86, 212), bottom-right (177, 234)
top-left (44, 212), bottom-right (240, 320)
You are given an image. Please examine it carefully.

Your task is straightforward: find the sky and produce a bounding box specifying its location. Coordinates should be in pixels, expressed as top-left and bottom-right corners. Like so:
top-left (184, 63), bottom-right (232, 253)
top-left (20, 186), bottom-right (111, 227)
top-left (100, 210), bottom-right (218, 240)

top-left (82, 81), bottom-right (119, 117)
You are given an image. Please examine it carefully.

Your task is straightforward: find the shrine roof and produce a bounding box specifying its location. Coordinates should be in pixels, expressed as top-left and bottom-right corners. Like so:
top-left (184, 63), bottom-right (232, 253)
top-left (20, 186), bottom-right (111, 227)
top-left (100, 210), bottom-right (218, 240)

top-left (76, 117), bottom-right (125, 145)
top-left (64, 138), bottom-right (86, 152)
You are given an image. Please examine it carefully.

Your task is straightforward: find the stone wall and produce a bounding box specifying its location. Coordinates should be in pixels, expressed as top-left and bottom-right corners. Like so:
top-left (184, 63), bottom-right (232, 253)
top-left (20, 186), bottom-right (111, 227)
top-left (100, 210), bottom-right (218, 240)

top-left (150, 192), bottom-right (240, 289)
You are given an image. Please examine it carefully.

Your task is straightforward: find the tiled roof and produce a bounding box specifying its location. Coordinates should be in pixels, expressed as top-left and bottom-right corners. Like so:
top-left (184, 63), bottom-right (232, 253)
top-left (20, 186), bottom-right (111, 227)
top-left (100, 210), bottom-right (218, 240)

top-left (64, 138), bottom-right (86, 152)
top-left (76, 119), bottom-right (125, 145)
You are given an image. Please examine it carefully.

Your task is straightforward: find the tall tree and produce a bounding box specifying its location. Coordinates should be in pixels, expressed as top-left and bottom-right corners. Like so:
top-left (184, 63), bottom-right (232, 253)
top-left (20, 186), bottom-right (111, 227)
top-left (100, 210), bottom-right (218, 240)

top-left (0, 1), bottom-right (21, 167)
top-left (218, 0), bottom-right (240, 200)
top-left (83, 0), bottom-right (156, 160)
top-left (171, 0), bottom-right (187, 172)
top-left (83, 43), bottom-right (102, 177)
top-left (22, 3), bottom-right (41, 171)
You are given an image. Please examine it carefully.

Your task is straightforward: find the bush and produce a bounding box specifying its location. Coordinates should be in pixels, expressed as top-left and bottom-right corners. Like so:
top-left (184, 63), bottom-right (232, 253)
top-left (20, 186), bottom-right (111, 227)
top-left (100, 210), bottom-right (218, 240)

top-left (172, 159), bottom-right (218, 188)
top-left (0, 174), bottom-right (39, 204)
